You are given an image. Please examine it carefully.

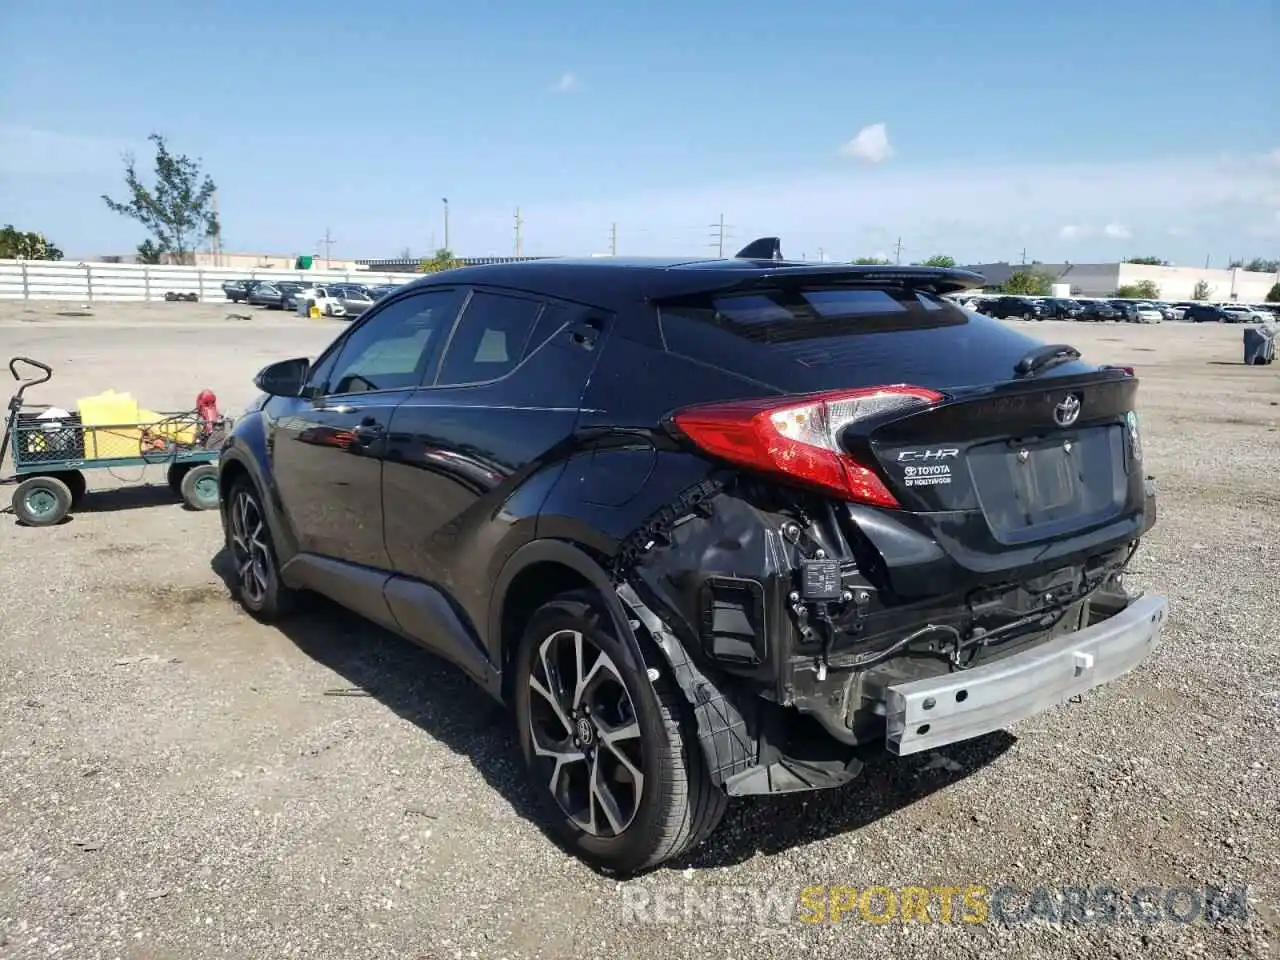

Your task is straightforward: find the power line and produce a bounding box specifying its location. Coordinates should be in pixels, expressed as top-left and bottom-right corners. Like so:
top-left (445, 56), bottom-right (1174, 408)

top-left (708, 213), bottom-right (732, 258)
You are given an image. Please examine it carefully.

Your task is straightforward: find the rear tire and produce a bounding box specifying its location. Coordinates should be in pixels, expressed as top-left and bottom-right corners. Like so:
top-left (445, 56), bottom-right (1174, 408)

top-left (513, 589), bottom-right (726, 874)
top-left (180, 463), bottom-right (220, 510)
top-left (224, 477), bottom-right (298, 620)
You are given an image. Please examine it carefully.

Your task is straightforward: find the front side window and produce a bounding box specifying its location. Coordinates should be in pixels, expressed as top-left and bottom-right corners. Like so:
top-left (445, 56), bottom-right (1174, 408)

top-left (322, 288), bottom-right (464, 395)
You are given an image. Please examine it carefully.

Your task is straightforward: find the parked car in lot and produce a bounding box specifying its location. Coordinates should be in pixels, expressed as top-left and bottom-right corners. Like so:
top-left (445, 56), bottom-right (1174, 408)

top-left (1128, 301), bottom-right (1164, 323)
top-left (1108, 301), bottom-right (1142, 323)
top-left (1222, 303), bottom-right (1270, 323)
top-left (292, 283), bottom-right (376, 318)
top-left (983, 296), bottom-right (1046, 320)
top-left (329, 283), bottom-right (375, 317)
top-left (1185, 304), bottom-right (1233, 323)
top-left (1039, 298), bottom-right (1085, 320)
top-left (218, 241), bottom-right (1164, 873)
top-left (1079, 300), bottom-right (1122, 322)
top-left (222, 279), bottom-right (252, 303)
top-left (250, 281), bottom-right (306, 310)
top-left (369, 284), bottom-right (401, 300)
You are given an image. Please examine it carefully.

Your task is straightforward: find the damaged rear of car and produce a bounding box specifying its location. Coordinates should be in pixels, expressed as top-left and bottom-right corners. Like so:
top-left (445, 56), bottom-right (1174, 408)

top-left (526, 248), bottom-right (1166, 870)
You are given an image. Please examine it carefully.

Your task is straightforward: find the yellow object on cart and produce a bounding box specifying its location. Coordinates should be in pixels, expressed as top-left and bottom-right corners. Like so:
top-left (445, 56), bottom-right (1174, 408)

top-left (76, 390), bottom-right (199, 459)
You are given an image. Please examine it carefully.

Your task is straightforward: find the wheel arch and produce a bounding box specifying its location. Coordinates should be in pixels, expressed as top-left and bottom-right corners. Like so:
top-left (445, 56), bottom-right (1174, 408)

top-left (491, 539), bottom-right (755, 790)
top-left (492, 539), bottom-right (634, 704)
top-left (217, 438), bottom-right (298, 564)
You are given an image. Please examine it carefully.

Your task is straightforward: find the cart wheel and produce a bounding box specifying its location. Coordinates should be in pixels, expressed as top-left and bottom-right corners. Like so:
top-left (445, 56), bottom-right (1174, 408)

top-left (167, 462), bottom-right (192, 494)
top-left (12, 475), bottom-right (73, 527)
top-left (180, 464), bottom-right (219, 510)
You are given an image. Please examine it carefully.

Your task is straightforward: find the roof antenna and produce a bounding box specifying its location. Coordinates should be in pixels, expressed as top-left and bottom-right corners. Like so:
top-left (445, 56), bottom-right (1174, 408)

top-left (734, 237), bottom-right (783, 261)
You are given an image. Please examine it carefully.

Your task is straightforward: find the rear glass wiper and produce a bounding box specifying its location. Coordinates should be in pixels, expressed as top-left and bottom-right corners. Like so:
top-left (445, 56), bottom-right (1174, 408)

top-left (1013, 343), bottom-right (1081, 379)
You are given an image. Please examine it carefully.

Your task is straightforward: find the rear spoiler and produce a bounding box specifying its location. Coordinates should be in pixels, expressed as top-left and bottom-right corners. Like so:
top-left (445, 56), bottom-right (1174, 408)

top-left (720, 236), bottom-right (985, 295)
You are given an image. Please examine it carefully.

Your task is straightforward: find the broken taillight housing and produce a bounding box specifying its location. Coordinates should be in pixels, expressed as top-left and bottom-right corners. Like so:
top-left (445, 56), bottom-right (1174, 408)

top-left (671, 385), bottom-right (944, 508)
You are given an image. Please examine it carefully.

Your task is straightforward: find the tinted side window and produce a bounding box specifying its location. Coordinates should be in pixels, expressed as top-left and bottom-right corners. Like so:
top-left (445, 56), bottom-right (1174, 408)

top-left (434, 290), bottom-right (543, 386)
top-left (324, 289), bottom-right (464, 396)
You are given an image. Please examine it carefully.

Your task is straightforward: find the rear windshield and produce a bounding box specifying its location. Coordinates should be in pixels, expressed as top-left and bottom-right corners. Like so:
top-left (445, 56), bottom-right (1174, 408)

top-left (658, 285), bottom-right (1090, 391)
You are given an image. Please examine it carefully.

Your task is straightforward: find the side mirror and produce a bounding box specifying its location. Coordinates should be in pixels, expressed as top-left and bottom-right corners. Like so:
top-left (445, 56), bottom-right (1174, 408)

top-left (253, 357), bottom-right (310, 397)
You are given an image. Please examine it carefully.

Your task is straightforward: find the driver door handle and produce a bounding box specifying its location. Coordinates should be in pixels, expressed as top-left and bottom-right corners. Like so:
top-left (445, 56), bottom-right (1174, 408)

top-left (353, 417), bottom-right (384, 443)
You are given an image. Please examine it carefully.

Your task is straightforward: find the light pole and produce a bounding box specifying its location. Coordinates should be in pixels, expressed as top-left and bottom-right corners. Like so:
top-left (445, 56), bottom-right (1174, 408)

top-left (442, 198), bottom-right (450, 252)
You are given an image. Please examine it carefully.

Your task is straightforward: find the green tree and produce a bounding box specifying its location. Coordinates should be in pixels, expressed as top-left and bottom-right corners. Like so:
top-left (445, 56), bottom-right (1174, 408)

top-left (1266, 282), bottom-right (1280, 303)
top-left (1124, 256), bottom-right (1168, 266)
top-left (418, 248), bottom-right (461, 273)
top-left (851, 256), bottom-right (892, 265)
top-left (1116, 280), bottom-right (1160, 299)
top-left (135, 239), bottom-right (163, 264)
top-left (0, 225), bottom-right (63, 260)
top-left (1000, 269), bottom-right (1054, 296)
top-left (915, 254), bottom-right (957, 267)
top-left (1244, 258), bottom-right (1280, 273)
top-left (102, 133), bottom-right (219, 265)
top-left (1191, 280), bottom-right (1212, 300)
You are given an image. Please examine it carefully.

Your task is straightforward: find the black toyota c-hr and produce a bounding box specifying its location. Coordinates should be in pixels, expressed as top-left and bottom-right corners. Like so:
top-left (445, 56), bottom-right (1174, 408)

top-left (218, 238), bottom-right (1166, 874)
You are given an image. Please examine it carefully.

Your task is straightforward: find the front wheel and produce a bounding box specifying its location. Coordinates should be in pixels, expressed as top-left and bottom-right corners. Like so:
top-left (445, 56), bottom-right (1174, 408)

top-left (514, 590), bottom-right (727, 874)
top-left (224, 478), bottom-right (298, 620)
top-left (12, 475), bottom-right (73, 527)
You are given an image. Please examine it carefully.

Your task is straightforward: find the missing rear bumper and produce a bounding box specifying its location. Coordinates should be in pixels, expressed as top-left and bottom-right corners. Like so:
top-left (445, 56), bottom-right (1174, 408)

top-left (884, 594), bottom-right (1168, 756)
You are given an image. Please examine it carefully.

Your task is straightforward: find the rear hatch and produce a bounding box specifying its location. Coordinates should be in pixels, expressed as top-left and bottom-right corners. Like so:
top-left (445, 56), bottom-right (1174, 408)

top-left (660, 280), bottom-right (1146, 568)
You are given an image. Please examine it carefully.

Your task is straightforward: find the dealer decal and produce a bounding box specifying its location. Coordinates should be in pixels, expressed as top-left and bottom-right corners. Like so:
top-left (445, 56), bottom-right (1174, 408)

top-left (903, 464), bottom-right (952, 486)
top-left (896, 447), bottom-right (958, 486)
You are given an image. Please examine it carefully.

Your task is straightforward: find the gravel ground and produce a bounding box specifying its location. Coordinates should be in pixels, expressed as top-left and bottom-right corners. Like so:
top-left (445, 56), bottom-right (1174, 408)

top-left (0, 301), bottom-right (1277, 959)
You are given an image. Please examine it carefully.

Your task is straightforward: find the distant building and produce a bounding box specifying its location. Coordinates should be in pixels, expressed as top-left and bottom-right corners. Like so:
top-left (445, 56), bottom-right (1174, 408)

top-left (961, 261), bottom-right (1279, 302)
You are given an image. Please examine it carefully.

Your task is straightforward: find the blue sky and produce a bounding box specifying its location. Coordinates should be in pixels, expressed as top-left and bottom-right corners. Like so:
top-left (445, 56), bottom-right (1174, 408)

top-left (1, 0), bottom-right (1277, 265)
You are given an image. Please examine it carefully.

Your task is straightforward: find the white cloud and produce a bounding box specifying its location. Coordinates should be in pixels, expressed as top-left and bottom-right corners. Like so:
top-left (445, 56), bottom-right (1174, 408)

top-left (838, 123), bottom-right (892, 163)
top-left (1059, 225), bottom-right (1087, 240)
top-left (548, 72), bottom-right (581, 94)
top-left (1165, 226), bottom-right (1191, 238)
top-left (1103, 223), bottom-right (1131, 239)
top-left (0, 125), bottom-right (142, 176)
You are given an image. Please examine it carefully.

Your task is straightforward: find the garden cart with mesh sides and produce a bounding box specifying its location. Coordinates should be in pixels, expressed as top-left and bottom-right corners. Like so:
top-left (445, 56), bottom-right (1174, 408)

top-left (1, 356), bottom-right (232, 527)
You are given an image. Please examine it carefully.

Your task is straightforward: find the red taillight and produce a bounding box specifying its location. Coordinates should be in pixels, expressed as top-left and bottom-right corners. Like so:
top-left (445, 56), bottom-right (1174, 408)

top-left (1102, 364), bottom-right (1136, 376)
top-left (671, 385), bottom-right (943, 508)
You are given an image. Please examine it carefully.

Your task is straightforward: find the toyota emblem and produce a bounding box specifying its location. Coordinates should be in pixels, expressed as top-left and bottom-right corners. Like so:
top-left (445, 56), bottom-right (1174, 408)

top-left (1053, 393), bottom-right (1082, 428)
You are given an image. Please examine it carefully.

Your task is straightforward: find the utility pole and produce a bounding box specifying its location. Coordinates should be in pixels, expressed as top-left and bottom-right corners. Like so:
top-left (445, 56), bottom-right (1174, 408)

top-left (609, 222), bottom-right (618, 256)
top-left (817, 247), bottom-right (825, 262)
top-left (442, 197), bottom-right (450, 252)
top-left (894, 237), bottom-right (903, 265)
top-left (709, 213), bottom-right (731, 258)
top-left (514, 206), bottom-right (524, 258)
top-left (318, 228), bottom-right (335, 269)
top-left (1020, 247), bottom-right (1028, 266)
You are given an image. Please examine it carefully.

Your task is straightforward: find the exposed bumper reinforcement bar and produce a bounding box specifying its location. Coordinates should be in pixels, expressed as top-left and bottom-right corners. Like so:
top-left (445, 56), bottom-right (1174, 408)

top-left (885, 594), bottom-right (1169, 756)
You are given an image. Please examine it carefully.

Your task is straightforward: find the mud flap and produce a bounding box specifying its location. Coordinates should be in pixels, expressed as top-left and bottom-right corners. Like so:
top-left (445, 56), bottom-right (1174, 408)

top-left (616, 582), bottom-right (757, 787)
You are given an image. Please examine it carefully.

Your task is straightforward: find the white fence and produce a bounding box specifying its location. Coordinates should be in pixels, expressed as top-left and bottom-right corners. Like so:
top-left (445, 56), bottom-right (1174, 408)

top-left (0, 259), bottom-right (419, 303)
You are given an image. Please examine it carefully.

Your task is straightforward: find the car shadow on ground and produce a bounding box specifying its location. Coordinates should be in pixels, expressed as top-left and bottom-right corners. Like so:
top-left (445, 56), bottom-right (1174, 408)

top-left (210, 547), bottom-right (1016, 874)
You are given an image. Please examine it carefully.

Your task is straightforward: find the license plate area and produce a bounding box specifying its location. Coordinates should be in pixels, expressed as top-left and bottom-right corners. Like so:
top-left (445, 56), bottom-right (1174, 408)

top-left (968, 426), bottom-right (1126, 545)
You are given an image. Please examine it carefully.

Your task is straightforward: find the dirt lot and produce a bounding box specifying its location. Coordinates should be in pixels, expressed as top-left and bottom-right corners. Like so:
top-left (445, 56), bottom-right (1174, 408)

top-left (0, 299), bottom-right (1277, 959)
